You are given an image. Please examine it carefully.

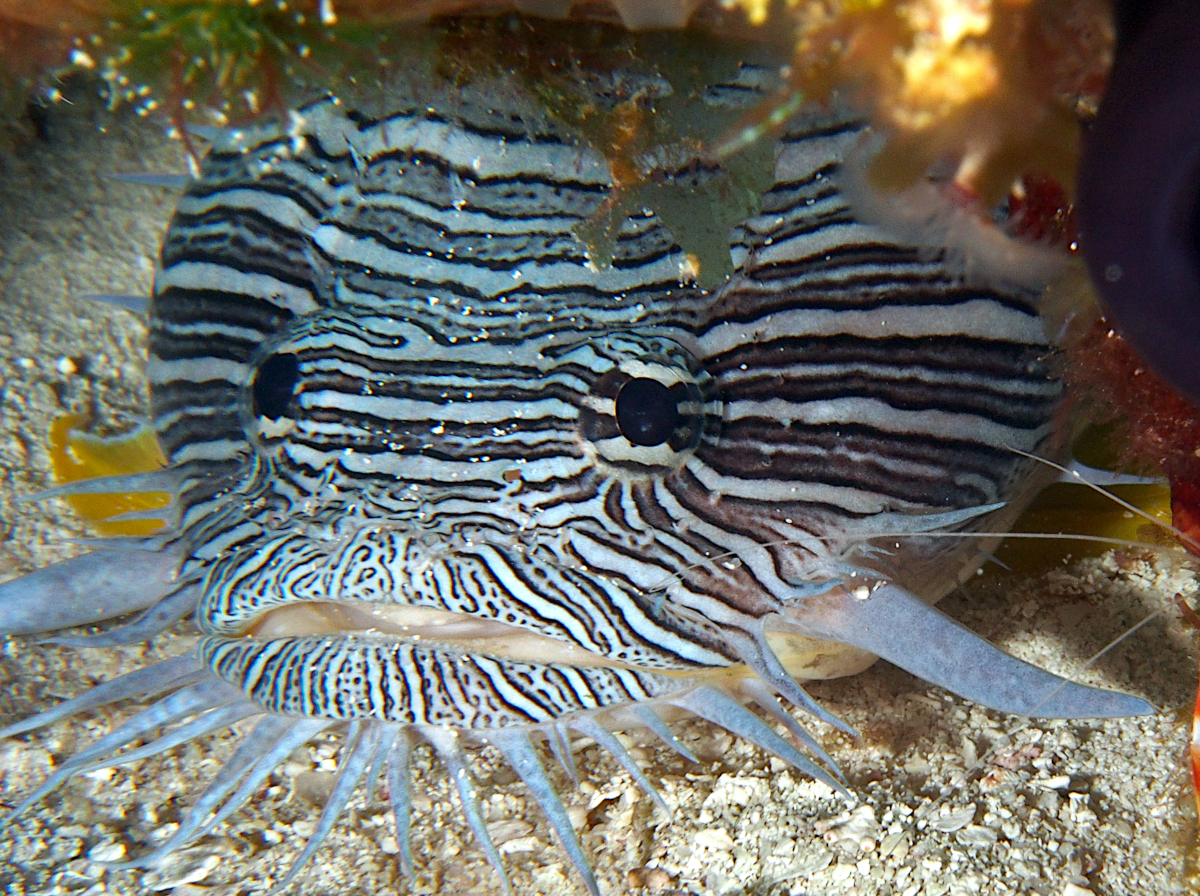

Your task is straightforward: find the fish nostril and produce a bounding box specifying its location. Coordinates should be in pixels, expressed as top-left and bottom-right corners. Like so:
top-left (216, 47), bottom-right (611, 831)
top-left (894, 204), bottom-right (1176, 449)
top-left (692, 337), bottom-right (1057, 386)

top-left (252, 353), bottom-right (301, 420)
top-left (615, 377), bottom-right (680, 447)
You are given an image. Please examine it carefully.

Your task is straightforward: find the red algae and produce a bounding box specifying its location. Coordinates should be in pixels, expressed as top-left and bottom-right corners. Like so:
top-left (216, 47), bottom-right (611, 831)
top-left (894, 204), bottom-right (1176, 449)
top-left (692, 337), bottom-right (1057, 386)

top-left (1068, 319), bottom-right (1200, 557)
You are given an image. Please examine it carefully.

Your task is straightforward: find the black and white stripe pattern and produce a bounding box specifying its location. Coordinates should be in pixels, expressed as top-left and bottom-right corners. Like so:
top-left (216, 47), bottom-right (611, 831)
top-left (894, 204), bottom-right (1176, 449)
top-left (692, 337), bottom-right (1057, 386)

top-left (149, 87), bottom-right (1063, 732)
top-left (200, 634), bottom-right (685, 726)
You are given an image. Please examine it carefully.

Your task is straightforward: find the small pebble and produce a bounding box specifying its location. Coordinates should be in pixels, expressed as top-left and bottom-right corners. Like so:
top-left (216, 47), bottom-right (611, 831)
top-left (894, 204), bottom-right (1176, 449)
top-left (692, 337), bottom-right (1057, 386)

top-left (694, 827), bottom-right (735, 852)
top-left (86, 841), bottom-right (125, 863)
top-left (627, 866), bottom-right (675, 891)
top-left (931, 805), bottom-right (976, 833)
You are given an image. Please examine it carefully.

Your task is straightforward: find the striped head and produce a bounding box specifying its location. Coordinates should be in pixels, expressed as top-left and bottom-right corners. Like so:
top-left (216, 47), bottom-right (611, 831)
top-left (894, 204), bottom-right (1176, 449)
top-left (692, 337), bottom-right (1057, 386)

top-left (152, 91), bottom-right (1066, 711)
top-left (0, 27), bottom-right (1154, 896)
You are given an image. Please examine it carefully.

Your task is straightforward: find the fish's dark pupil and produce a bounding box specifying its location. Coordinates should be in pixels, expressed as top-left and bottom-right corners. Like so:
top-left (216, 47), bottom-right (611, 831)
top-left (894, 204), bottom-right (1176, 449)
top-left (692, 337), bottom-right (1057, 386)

top-left (253, 353), bottom-right (301, 420)
top-left (616, 377), bottom-right (680, 447)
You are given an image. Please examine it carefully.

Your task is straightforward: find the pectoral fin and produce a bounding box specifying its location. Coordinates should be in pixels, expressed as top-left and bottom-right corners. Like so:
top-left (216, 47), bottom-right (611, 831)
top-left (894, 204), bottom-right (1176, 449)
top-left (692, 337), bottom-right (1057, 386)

top-left (782, 583), bottom-right (1154, 719)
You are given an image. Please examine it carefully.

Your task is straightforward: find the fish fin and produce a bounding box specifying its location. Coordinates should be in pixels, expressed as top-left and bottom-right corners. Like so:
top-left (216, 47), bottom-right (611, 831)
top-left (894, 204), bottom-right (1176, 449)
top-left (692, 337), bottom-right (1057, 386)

top-left (386, 730), bottom-right (416, 877)
top-left (570, 715), bottom-right (670, 816)
top-left (42, 583), bottom-right (199, 647)
top-left (783, 582), bottom-right (1155, 719)
top-left (74, 293), bottom-right (149, 314)
top-left (0, 547), bottom-right (182, 635)
top-left (672, 686), bottom-right (849, 797)
top-left (269, 722), bottom-right (384, 895)
top-left (492, 728), bottom-right (601, 896)
top-left (106, 172), bottom-right (191, 188)
top-left (424, 727), bottom-right (512, 896)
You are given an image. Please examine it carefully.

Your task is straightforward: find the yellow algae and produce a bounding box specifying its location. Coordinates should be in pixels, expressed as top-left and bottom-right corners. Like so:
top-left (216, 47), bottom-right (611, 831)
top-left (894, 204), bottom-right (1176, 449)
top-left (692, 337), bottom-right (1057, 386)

top-left (996, 483), bottom-right (1175, 574)
top-left (721, 0), bottom-right (774, 26)
top-left (892, 37), bottom-right (999, 131)
top-left (49, 414), bottom-right (170, 536)
top-left (787, 0), bottom-right (1110, 205)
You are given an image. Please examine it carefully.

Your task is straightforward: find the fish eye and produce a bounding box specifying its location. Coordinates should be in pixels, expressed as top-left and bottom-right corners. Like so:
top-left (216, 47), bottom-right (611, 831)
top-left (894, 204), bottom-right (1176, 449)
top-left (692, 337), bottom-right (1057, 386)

top-left (574, 335), bottom-right (720, 473)
top-left (252, 353), bottom-right (301, 420)
top-left (615, 377), bottom-right (681, 447)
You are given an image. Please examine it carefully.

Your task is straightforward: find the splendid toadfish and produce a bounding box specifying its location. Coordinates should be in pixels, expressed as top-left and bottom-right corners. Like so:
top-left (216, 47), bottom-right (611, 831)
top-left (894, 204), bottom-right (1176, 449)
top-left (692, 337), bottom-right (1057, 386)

top-left (0, 18), bottom-right (1153, 895)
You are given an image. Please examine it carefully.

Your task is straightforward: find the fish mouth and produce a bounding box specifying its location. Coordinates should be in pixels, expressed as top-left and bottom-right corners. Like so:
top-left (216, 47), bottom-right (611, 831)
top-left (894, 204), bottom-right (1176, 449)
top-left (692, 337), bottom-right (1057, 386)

top-left (242, 595), bottom-right (882, 683)
top-left (200, 529), bottom-right (1156, 723)
top-left (245, 601), bottom-right (650, 669)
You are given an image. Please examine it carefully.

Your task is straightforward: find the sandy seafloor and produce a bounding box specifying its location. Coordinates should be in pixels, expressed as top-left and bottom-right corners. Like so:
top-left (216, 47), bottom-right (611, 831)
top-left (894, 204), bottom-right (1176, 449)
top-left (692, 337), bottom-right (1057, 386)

top-left (0, 86), bottom-right (1199, 896)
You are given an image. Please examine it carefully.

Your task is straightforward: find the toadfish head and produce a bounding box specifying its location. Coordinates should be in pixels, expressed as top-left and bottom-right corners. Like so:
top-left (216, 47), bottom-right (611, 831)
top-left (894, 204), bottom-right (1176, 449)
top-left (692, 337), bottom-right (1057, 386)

top-left (173, 98), bottom-right (1116, 718)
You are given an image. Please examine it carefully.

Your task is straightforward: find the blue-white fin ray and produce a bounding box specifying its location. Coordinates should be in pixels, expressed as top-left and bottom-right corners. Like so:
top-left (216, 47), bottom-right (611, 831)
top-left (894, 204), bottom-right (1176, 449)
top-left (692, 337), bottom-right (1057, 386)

top-left (568, 715), bottom-right (669, 816)
top-left (424, 726), bottom-right (511, 896)
top-left (46, 677), bottom-right (242, 770)
top-left (70, 701), bottom-right (261, 808)
top-left (625, 704), bottom-right (698, 763)
top-left (363, 723), bottom-right (397, 805)
top-left (784, 582), bottom-right (1156, 719)
top-left (271, 721), bottom-right (384, 894)
top-left (121, 715), bottom-right (303, 864)
top-left (855, 502), bottom-right (1006, 536)
top-left (0, 655), bottom-right (206, 739)
top-left (59, 535), bottom-right (172, 551)
top-left (0, 547), bottom-right (184, 636)
top-left (119, 716), bottom-right (332, 867)
top-left (179, 717), bottom-right (335, 845)
top-left (386, 729), bottom-right (416, 877)
top-left (22, 469), bottom-right (182, 500)
top-left (90, 507), bottom-right (176, 525)
top-left (1061, 459), bottom-right (1165, 487)
top-left (1, 678), bottom-right (242, 825)
top-left (548, 721), bottom-right (578, 785)
top-left (44, 583), bottom-right (200, 648)
top-left (107, 172), bottom-right (191, 188)
top-left (75, 293), bottom-right (150, 314)
top-left (491, 728), bottom-right (601, 896)
top-left (672, 686), bottom-right (850, 797)
top-left (740, 678), bottom-right (845, 784)
top-left (734, 620), bottom-right (856, 736)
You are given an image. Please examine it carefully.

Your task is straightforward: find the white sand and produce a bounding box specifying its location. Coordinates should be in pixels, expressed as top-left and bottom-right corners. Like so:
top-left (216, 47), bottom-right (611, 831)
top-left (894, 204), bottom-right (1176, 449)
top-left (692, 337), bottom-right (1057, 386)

top-left (0, 83), bottom-right (1196, 896)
